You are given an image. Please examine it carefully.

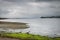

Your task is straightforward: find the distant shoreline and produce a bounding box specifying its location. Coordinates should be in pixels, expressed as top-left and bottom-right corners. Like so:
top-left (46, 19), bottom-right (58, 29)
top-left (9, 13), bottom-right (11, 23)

top-left (40, 17), bottom-right (60, 18)
top-left (40, 16), bottom-right (60, 18)
top-left (0, 18), bottom-right (8, 19)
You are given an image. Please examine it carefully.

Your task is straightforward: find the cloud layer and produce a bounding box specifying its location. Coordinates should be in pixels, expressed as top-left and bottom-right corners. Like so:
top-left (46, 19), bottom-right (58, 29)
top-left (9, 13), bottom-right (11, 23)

top-left (0, 0), bottom-right (60, 18)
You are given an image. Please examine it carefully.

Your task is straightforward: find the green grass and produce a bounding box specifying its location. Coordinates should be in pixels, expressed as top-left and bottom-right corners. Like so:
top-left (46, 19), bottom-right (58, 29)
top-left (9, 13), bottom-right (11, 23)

top-left (0, 33), bottom-right (60, 40)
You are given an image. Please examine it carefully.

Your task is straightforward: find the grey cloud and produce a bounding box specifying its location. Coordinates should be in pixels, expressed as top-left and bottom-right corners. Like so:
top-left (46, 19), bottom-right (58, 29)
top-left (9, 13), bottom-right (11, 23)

top-left (0, 0), bottom-right (60, 18)
top-left (2, 0), bottom-right (23, 2)
top-left (2, 0), bottom-right (32, 2)
top-left (0, 9), bottom-right (9, 18)
top-left (35, 0), bottom-right (60, 1)
top-left (2, 0), bottom-right (60, 2)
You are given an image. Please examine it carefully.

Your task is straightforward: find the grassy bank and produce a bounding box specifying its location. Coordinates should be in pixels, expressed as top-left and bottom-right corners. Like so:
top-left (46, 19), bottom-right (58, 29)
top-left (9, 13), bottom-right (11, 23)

top-left (0, 33), bottom-right (60, 40)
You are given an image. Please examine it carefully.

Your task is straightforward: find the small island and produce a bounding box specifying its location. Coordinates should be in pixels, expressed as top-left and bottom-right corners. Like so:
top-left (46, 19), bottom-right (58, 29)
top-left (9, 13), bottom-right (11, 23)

top-left (40, 16), bottom-right (60, 18)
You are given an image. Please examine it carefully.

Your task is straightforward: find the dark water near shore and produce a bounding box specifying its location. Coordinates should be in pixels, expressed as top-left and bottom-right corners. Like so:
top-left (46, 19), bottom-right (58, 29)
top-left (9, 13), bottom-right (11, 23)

top-left (0, 18), bottom-right (60, 37)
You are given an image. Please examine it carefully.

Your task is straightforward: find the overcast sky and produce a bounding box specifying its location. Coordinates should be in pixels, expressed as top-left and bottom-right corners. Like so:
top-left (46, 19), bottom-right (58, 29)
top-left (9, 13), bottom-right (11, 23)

top-left (0, 0), bottom-right (60, 18)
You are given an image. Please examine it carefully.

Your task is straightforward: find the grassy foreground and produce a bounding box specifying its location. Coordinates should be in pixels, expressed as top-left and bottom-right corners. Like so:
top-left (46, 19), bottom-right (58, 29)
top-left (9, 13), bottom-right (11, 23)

top-left (0, 33), bottom-right (60, 40)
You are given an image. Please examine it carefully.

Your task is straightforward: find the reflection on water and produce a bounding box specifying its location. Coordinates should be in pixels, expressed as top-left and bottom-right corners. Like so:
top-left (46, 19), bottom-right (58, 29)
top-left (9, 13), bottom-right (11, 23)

top-left (0, 18), bottom-right (60, 37)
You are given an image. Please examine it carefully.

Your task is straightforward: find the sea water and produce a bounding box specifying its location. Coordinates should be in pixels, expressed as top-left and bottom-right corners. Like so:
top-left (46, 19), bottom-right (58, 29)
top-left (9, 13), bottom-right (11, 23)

top-left (0, 18), bottom-right (60, 37)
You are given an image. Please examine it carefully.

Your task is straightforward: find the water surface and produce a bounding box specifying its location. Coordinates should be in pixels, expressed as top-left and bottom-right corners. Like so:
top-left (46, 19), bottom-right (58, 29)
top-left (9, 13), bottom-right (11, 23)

top-left (0, 18), bottom-right (60, 37)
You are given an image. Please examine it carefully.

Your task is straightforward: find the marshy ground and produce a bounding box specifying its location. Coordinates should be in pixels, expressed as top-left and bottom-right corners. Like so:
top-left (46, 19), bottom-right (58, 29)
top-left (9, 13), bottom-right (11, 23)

top-left (0, 32), bottom-right (60, 40)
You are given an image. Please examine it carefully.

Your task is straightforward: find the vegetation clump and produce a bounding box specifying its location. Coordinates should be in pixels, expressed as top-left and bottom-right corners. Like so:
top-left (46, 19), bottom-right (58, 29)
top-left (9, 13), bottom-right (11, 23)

top-left (0, 32), bottom-right (60, 40)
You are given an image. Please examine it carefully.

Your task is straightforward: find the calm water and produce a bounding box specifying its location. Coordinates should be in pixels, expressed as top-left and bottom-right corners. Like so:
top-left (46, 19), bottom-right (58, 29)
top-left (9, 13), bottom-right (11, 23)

top-left (0, 18), bottom-right (60, 37)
